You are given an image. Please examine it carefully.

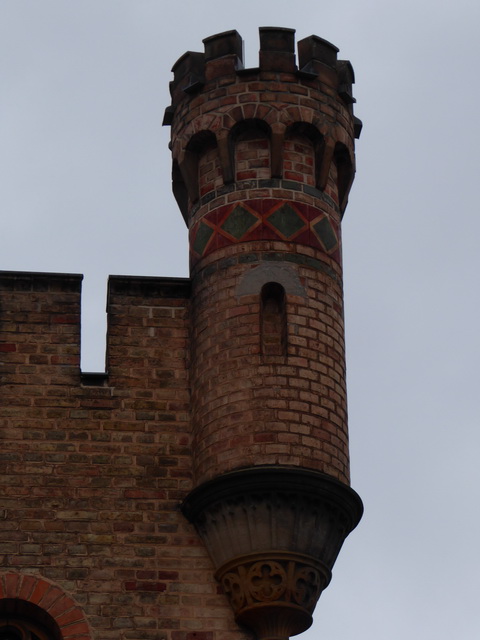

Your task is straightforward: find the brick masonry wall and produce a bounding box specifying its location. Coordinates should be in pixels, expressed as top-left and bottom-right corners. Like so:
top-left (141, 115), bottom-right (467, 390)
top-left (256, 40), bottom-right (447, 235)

top-left (0, 272), bottom-right (252, 640)
top-left (234, 136), bottom-right (270, 182)
top-left (190, 239), bottom-right (349, 487)
top-left (198, 146), bottom-right (223, 199)
top-left (283, 135), bottom-right (315, 186)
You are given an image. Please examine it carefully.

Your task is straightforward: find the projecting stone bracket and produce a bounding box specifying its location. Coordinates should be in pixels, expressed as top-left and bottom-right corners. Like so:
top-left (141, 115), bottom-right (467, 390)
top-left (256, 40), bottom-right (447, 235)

top-left (182, 467), bottom-right (363, 640)
top-left (217, 551), bottom-right (330, 639)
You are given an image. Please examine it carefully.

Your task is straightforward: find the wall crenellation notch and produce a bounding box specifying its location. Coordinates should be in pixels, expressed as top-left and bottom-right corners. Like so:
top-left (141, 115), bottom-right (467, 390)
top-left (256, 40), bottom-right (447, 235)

top-left (164, 28), bottom-right (360, 117)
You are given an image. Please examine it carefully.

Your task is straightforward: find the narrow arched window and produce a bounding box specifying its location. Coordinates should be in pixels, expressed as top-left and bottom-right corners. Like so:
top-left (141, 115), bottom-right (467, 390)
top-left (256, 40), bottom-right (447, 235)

top-left (261, 282), bottom-right (287, 357)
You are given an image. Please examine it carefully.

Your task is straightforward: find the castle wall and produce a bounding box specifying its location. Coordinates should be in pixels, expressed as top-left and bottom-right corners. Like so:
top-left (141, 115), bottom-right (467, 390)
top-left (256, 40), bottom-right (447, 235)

top-left (0, 271), bottom-right (251, 640)
top-left (0, 26), bottom-right (362, 640)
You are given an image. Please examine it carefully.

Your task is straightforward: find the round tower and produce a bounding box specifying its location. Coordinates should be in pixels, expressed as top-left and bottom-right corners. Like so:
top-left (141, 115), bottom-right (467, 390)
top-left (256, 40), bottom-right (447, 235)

top-left (164, 27), bottom-right (363, 640)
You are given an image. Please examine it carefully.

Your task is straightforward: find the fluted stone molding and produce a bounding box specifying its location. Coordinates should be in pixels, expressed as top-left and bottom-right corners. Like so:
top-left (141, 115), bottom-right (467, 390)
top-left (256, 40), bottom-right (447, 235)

top-left (182, 467), bottom-right (363, 639)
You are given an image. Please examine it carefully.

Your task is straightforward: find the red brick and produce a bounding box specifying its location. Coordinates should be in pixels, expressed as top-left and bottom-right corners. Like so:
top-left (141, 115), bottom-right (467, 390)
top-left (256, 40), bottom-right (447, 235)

top-left (0, 343), bottom-right (16, 352)
top-left (38, 586), bottom-right (63, 610)
top-left (61, 622), bottom-right (90, 637)
top-left (29, 579), bottom-right (51, 605)
top-left (18, 574), bottom-right (37, 600)
top-left (124, 582), bottom-right (167, 592)
top-left (47, 595), bottom-right (76, 618)
top-left (55, 607), bottom-right (85, 626)
top-left (5, 572), bottom-right (21, 597)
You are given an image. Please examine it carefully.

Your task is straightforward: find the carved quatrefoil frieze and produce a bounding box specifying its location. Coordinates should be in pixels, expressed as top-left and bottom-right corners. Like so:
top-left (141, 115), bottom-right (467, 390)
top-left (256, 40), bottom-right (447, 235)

top-left (217, 553), bottom-right (329, 614)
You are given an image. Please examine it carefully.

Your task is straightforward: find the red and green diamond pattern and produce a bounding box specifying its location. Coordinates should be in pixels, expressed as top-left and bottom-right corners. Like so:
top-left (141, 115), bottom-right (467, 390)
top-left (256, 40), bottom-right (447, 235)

top-left (191, 200), bottom-right (340, 265)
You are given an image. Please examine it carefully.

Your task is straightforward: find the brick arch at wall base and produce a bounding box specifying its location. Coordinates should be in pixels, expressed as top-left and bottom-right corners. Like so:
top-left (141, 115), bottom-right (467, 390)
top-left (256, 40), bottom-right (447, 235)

top-left (0, 573), bottom-right (91, 640)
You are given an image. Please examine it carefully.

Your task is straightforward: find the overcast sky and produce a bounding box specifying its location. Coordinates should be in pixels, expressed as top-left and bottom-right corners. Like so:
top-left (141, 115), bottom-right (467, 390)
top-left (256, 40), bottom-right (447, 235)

top-left (2, 1), bottom-right (480, 638)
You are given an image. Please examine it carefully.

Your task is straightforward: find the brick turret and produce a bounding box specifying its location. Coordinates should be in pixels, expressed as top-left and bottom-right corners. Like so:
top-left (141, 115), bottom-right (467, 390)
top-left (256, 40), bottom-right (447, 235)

top-left (164, 28), bottom-right (363, 640)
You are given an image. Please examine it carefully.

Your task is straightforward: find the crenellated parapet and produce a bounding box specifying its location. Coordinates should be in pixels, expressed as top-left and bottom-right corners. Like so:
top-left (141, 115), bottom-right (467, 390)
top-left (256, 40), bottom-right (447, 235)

top-left (164, 27), bottom-right (361, 228)
top-left (0, 271), bottom-right (190, 387)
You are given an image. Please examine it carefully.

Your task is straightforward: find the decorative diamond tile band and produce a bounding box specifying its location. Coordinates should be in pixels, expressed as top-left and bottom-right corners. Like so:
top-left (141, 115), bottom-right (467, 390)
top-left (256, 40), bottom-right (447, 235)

top-left (221, 205), bottom-right (260, 239)
top-left (190, 199), bottom-right (340, 266)
top-left (266, 203), bottom-right (307, 239)
top-left (193, 222), bottom-right (215, 256)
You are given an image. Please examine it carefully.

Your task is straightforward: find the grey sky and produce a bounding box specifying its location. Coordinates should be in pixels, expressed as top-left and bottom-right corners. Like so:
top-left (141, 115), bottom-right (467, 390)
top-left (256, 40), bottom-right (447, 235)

top-left (2, 1), bottom-right (480, 638)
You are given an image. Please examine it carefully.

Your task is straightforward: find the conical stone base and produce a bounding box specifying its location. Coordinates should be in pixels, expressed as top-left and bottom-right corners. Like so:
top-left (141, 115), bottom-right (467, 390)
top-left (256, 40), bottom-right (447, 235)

top-left (182, 467), bottom-right (363, 639)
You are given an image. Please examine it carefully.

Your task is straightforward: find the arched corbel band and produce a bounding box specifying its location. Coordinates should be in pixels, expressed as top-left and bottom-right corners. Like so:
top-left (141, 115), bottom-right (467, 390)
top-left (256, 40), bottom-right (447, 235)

top-left (172, 113), bottom-right (354, 216)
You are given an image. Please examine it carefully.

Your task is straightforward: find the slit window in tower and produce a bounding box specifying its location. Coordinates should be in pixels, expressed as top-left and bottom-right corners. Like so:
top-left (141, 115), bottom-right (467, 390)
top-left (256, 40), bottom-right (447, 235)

top-left (261, 282), bottom-right (287, 357)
